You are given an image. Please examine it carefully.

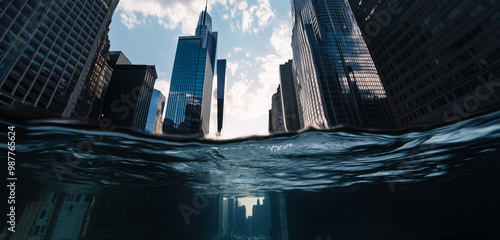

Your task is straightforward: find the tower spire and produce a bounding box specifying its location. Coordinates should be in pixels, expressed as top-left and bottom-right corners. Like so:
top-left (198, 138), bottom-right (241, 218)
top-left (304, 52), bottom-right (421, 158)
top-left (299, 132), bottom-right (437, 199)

top-left (203, 0), bottom-right (208, 25)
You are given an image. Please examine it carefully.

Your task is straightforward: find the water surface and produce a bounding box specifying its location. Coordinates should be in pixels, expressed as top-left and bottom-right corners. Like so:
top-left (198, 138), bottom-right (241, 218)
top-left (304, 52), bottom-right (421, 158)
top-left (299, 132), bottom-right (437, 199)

top-left (1, 111), bottom-right (499, 239)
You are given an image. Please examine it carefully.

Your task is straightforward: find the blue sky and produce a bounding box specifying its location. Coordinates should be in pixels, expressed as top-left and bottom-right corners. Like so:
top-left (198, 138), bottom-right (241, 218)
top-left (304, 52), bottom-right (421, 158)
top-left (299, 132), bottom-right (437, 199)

top-left (108, 0), bottom-right (293, 139)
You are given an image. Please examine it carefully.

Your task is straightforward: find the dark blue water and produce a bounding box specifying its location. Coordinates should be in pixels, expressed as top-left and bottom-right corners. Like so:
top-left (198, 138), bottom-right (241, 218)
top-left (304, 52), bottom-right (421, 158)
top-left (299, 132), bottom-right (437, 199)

top-left (1, 111), bottom-right (500, 239)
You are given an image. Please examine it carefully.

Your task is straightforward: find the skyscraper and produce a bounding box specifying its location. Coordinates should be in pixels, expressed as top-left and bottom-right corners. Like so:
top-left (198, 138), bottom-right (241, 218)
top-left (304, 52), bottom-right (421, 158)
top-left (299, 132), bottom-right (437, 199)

top-left (347, 0), bottom-right (500, 126)
top-left (72, 35), bottom-right (114, 122)
top-left (0, 0), bottom-right (119, 119)
top-left (217, 59), bottom-right (226, 134)
top-left (145, 89), bottom-right (166, 134)
top-left (279, 60), bottom-right (300, 131)
top-left (291, 0), bottom-right (394, 130)
top-left (269, 85), bottom-right (285, 133)
top-left (164, 8), bottom-right (217, 136)
top-left (101, 51), bottom-right (157, 131)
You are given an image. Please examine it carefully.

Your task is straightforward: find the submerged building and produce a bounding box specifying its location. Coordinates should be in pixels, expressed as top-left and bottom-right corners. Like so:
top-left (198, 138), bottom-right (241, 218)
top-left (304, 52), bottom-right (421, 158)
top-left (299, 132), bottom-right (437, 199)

top-left (347, 0), bottom-right (500, 126)
top-left (291, 0), bottom-right (394, 130)
top-left (164, 8), bottom-right (217, 136)
top-left (0, 0), bottom-right (119, 120)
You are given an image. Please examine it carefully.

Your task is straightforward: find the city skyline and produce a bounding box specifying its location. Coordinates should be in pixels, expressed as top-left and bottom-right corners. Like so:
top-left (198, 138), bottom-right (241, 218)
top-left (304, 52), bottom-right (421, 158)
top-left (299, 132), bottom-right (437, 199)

top-left (2, 0), bottom-right (497, 138)
top-left (108, 0), bottom-right (293, 139)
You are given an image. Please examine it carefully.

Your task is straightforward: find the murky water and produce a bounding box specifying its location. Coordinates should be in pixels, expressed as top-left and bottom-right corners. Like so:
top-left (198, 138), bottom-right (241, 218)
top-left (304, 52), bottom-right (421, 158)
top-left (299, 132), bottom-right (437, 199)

top-left (1, 111), bottom-right (500, 239)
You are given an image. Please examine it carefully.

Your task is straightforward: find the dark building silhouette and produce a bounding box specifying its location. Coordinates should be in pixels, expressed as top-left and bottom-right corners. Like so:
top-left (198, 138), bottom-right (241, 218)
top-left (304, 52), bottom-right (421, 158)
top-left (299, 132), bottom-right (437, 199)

top-left (217, 59), bottom-right (226, 135)
top-left (164, 8), bottom-right (217, 136)
top-left (347, 0), bottom-right (500, 126)
top-left (269, 193), bottom-right (289, 240)
top-left (101, 51), bottom-right (157, 131)
top-left (291, 0), bottom-right (394, 130)
top-left (268, 110), bottom-right (273, 133)
top-left (279, 60), bottom-right (300, 131)
top-left (73, 35), bottom-right (114, 122)
top-left (220, 198), bottom-right (248, 236)
top-left (0, 0), bottom-right (119, 120)
top-left (269, 85), bottom-right (285, 133)
top-left (249, 198), bottom-right (272, 238)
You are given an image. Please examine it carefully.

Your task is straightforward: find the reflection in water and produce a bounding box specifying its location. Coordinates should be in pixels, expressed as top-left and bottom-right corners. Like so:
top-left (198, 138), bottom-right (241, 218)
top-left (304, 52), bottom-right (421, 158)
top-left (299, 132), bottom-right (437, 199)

top-left (1, 110), bottom-right (500, 239)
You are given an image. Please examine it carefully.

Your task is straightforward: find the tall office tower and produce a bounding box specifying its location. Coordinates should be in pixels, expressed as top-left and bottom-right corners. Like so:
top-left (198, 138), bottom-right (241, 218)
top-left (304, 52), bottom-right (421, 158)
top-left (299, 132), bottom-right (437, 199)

top-left (164, 8), bottom-right (218, 136)
top-left (0, 0), bottom-right (119, 119)
top-left (217, 59), bottom-right (226, 134)
top-left (268, 110), bottom-right (273, 133)
top-left (347, 0), bottom-right (500, 126)
top-left (101, 51), bottom-right (157, 131)
top-left (269, 86), bottom-right (285, 133)
top-left (291, 0), bottom-right (394, 130)
top-left (72, 35), bottom-right (114, 122)
top-left (145, 89), bottom-right (166, 134)
top-left (279, 60), bottom-right (300, 131)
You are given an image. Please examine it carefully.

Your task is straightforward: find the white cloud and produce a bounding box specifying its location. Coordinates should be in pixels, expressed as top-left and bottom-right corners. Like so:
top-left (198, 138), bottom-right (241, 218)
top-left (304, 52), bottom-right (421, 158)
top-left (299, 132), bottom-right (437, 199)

top-left (255, 0), bottom-right (274, 27)
top-left (237, 1), bottom-right (248, 10)
top-left (120, 12), bottom-right (141, 29)
top-left (118, 0), bottom-right (274, 34)
top-left (154, 79), bottom-right (170, 119)
top-left (118, 0), bottom-right (212, 34)
top-left (154, 79), bottom-right (170, 99)
top-left (241, 8), bottom-right (255, 33)
top-left (270, 22), bottom-right (292, 57)
top-left (234, 47), bottom-right (242, 52)
top-left (226, 61), bottom-right (239, 76)
top-left (234, 1), bottom-right (273, 33)
top-left (222, 22), bottom-right (292, 138)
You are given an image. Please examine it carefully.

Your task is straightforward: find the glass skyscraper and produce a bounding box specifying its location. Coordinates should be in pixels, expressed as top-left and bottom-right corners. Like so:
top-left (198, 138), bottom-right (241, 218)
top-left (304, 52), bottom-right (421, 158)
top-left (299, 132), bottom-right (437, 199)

top-left (348, 0), bottom-right (500, 126)
top-left (291, 0), bottom-right (394, 129)
top-left (0, 0), bottom-right (119, 119)
top-left (145, 89), bottom-right (166, 134)
top-left (164, 9), bottom-right (217, 136)
top-left (217, 59), bottom-right (226, 134)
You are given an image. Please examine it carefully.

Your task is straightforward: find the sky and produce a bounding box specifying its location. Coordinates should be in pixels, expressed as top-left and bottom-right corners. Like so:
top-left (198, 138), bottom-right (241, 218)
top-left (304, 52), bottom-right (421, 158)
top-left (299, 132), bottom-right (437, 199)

top-left (108, 0), bottom-right (294, 139)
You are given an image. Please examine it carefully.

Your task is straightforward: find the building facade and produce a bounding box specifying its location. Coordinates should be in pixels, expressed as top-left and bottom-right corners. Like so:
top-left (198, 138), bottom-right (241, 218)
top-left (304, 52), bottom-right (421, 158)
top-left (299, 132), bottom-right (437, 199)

top-left (217, 59), bottom-right (226, 134)
top-left (101, 51), bottom-right (157, 131)
top-left (348, 0), bottom-right (500, 126)
top-left (0, 0), bottom-right (119, 119)
top-left (145, 89), bottom-right (166, 134)
top-left (279, 60), bottom-right (300, 131)
top-left (72, 35), bottom-right (114, 122)
top-left (164, 9), bottom-right (217, 136)
top-left (269, 85), bottom-right (285, 133)
top-left (291, 0), bottom-right (394, 130)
